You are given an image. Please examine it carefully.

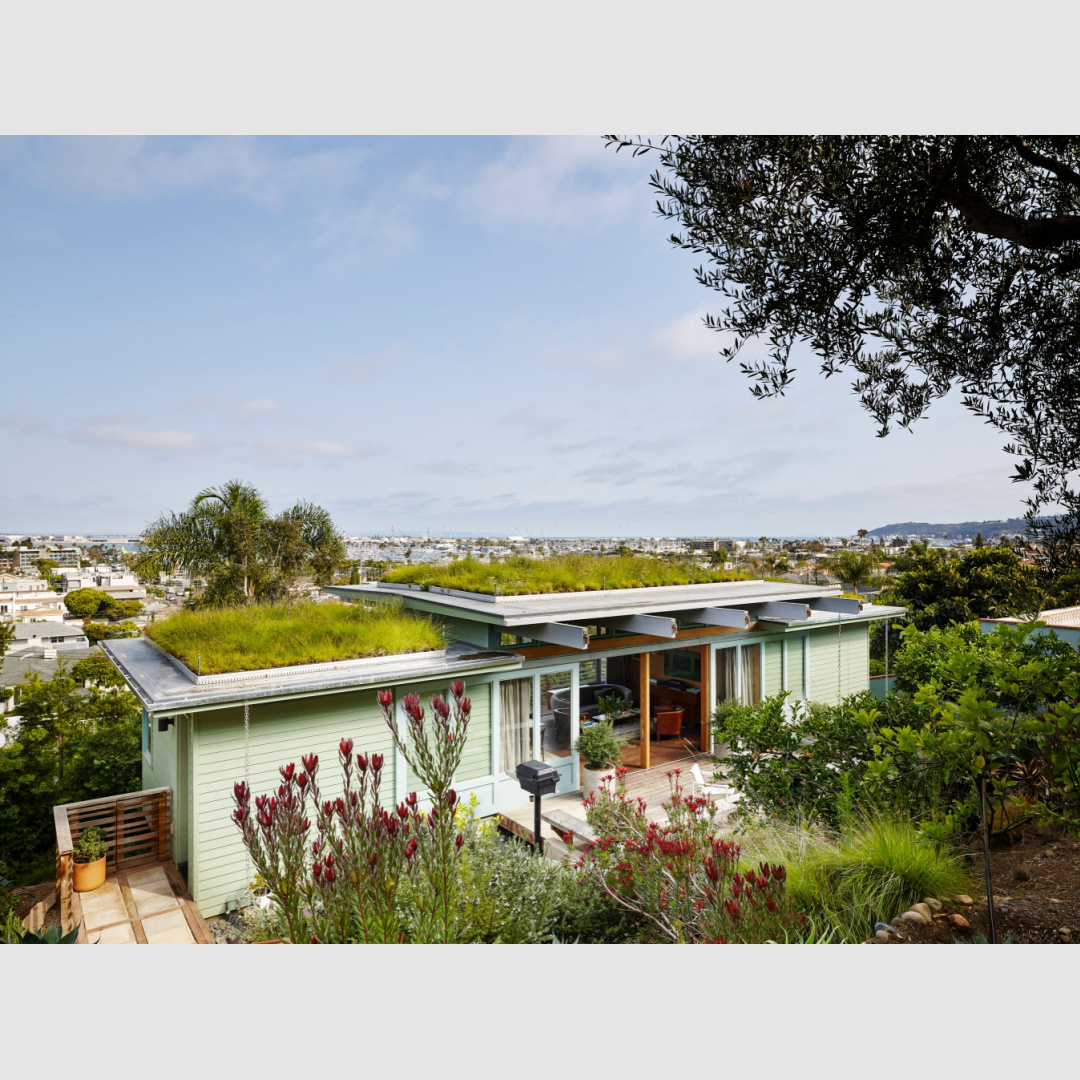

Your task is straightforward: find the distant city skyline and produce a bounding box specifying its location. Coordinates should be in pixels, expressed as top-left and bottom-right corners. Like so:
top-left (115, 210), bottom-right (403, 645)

top-left (2, 136), bottom-right (1029, 536)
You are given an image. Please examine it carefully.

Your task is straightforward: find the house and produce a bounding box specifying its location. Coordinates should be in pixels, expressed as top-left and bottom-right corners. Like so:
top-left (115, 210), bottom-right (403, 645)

top-left (59, 569), bottom-right (146, 602)
top-left (0, 583), bottom-right (66, 621)
top-left (8, 620), bottom-right (90, 656)
top-left (981, 607), bottom-right (1080, 649)
top-left (103, 571), bottom-right (903, 917)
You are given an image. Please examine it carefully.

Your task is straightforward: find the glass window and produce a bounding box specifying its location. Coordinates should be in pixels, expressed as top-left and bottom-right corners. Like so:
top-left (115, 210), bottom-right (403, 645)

top-left (716, 647), bottom-right (737, 702)
top-left (740, 645), bottom-right (761, 707)
top-left (498, 678), bottom-right (533, 774)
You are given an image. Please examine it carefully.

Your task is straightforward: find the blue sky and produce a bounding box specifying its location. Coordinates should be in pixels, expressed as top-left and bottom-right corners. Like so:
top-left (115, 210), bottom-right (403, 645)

top-left (1, 136), bottom-right (1026, 537)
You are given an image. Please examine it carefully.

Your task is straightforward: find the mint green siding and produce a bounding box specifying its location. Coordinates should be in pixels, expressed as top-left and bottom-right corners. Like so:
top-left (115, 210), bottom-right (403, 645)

top-left (787, 637), bottom-right (805, 699)
top-left (763, 639), bottom-right (783, 697)
top-left (190, 688), bottom-right (397, 916)
top-left (142, 714), bottom-right (190, 866)
top-left (807, 623), bottom-right (869, 704)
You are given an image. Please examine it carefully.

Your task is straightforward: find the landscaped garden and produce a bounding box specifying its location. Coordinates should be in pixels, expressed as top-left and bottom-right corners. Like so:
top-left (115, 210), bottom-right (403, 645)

top-left (144, 600), bottom-right (445, 674)
top-left (381, 553), bottom-right (753, 595)
top-left (219, 615), bottom-right (1080, 945)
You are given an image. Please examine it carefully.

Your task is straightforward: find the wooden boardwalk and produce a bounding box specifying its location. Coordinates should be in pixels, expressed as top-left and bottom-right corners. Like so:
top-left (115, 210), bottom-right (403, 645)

top-left (71, 860), bottom-right (214, 944)
top-left (498, 751), bottom-right (718, 850)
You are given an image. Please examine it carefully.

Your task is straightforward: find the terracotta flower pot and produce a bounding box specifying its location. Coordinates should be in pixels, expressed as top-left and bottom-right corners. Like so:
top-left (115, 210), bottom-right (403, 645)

top-left (73, 855), bottom-right (106, 893)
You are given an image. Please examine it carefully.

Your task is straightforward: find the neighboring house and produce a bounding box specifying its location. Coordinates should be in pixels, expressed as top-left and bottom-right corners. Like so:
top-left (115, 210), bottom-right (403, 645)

top-left (104, 577), bottom-right (903, 916)
top-left (0, 548), bottom-right (39, 570)
top-left (981, 607), bottom-right (1080, 649)
top-left (59, 569), bottom-right (146, 602)
top-left (0, 589), bottom-right (66, 621)
top-left (8, 621), bottom-right (90, 655)
top-left (0, 654), bottom-right (61, 725)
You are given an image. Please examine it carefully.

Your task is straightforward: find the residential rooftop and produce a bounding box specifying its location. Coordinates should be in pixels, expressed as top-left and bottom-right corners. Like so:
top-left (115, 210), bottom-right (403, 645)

top-left (142, 600), bottom-right (445, 676)
top-left (380, 554), bottom-right (754, 596)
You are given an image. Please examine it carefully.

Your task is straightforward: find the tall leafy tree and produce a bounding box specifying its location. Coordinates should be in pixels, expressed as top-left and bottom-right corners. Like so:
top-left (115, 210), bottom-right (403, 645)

top-left (136, 480), bottom-right (346, 606)
top-left (606, 136), bottom-right (1080, 573)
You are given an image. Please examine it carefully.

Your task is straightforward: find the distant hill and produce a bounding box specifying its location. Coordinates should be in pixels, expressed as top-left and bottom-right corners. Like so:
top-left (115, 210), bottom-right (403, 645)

top-left (867, 518), bottom-right (1027, 540)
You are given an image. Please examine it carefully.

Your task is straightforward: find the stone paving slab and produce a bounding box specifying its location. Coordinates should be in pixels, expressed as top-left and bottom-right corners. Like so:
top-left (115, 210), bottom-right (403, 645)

top-left (93, 921), bottom-right (137, 944)
top-left (79, 881), bottom-right (128, 931)
top-left (142, 906), bottom-right (195, 944)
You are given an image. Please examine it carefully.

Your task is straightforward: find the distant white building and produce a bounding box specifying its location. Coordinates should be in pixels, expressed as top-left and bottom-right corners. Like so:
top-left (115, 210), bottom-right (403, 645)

top-left (7, 621), bottom-right (89, 655)
top-left (59, 569), bottom-right (146, 602)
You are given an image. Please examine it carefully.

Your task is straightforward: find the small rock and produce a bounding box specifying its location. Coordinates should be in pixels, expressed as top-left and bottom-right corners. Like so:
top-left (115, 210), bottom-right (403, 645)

top-left (874, 922), bottom-right (895, 934)
top-left (911, 902), bottom-right (933, 920)
top-left (953, 894), bottom-right (974, 906)
top-left (949, 913), bottom-right (971, 930)
top-left (875, 929), bottom-right (893, 940)
top-left (922, 897), bottom-right (942, 912)
top-left (1049, 898), bottom-right (1063, 906)
top-left (1058, 926), bottom-right (1071, 942)
top-left (899, 910), bottom-right (926, 925)
top-left (1043, 848), bottom-right (1058, 859)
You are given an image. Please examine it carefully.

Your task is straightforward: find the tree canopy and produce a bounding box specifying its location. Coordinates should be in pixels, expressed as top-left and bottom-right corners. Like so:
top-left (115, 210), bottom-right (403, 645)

top-left (136, 480), bottom-right (346, 607)
top-left (880, 543), bottom-right (1042, 629)
top-left (607, 136), bottom-right (1080, 572)
top-left (64, 587), bottom-right (112, 617)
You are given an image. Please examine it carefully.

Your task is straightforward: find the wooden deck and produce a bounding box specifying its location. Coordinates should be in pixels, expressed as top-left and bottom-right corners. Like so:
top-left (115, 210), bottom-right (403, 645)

top-left (498, 751), bottom-right (718, 851)
top-left (71, 859), bottom-right (214, 944)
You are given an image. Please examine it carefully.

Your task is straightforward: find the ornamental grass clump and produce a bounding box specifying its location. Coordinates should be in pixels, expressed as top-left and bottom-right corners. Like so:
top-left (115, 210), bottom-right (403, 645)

top-left (232, 680), bottom-right (472, 943)
top-left (580, 769), bottom-right (807, 943)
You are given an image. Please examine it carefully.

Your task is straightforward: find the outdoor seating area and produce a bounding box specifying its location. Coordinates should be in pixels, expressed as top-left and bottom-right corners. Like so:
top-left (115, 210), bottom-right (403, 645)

top-left (54, 787), bottom-right (212, 944)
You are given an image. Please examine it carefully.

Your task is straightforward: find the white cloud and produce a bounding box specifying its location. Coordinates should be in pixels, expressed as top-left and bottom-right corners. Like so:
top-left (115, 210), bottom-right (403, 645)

top-left (313, 204), bottom-right (418, 270)
top-left (459, 136), bottom-right (641, 231)
top-left (258, 438), bottom-right (369, 459)
top-left (235, 398), bottom-right (283, 419)
top-left (649, 306), bottom-right (727, 364)
top-left (0, 137), bottom-right (367, 205)
top-left (75, 426), bottom-right (204, 452)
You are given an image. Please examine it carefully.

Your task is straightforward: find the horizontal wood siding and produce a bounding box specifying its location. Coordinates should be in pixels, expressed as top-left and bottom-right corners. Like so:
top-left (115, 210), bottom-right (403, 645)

top-left (190, 689), bottom-right (395, 916)
top-left (763, 639), bottom-right (783, 697)
top-left (807, 623), bottom-right (869, 704)
top-left (787, 636), bottom-right (805, 699)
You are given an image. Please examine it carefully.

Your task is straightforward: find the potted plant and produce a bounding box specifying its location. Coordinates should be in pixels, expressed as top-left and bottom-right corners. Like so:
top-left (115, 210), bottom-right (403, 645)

top-left (575, 720), bottom-right (622, 800)
top-left (72, 826), bottom-right (108, 893)
top-left (596, 691), bottom-right (626, 719)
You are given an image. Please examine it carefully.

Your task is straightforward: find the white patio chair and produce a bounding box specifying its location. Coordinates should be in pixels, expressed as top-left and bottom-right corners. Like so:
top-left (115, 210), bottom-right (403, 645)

top-left (690, 762), bottom-right (731, 800)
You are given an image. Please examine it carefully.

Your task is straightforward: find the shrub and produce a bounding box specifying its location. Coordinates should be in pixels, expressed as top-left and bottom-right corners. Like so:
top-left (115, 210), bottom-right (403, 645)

top-left (575, 720), bottom-right (622, 770)
top-left (73, 826), bottom-right (107, 864)
top-left (719, 691), bottom-right (939, 828)
top-left (580, 769), bottom-right (808, 943)
top-left (741, 816), bottom-right (971, 942)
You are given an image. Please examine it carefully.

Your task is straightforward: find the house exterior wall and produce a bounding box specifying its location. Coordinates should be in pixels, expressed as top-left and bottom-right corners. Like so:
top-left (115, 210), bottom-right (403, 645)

top-left (807, 623), bottom-right (869, 704)
top-left (787, 635), bottom-right (805, 697)
top-left (141, 712), bottom-right (183, 862)
top-left (763, 638), bottom-right (784, 697)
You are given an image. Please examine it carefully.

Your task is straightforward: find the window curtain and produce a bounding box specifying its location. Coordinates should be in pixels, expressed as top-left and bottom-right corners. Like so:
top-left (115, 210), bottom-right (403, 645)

top-left (716, 648), bottom-right (737, 702)
top-left (499, 678), bottom-right (532, 774)
top-left (740, 645), bottom-right (761, 707)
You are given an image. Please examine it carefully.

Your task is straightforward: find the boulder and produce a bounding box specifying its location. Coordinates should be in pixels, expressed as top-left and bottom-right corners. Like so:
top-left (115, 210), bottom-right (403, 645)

top-left (952, 894), bottom-right (974, 906)
top-left (922, 897), bottom-right (942, 912)
top-left (911, 902), bottom-right (933, 921)
top-left (898, 910), bottom-right (926, 925)
top-left (948, 913), bottom-right (971, 930)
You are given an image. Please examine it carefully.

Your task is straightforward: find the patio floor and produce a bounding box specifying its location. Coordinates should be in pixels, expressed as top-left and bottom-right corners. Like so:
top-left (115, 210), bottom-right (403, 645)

top-left (72, 860), bottom-right (214, 944)
top-left (498, 751), bottom-right (721, 850)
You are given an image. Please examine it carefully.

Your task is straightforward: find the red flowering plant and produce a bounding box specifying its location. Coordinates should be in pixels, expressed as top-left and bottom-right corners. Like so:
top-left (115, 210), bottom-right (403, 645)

top-left (378, 680), bottom-right (472, 943)
top-left (579, 768), bottom-right (806, 943)
top-left (231, 680), bottom-right (472, 943)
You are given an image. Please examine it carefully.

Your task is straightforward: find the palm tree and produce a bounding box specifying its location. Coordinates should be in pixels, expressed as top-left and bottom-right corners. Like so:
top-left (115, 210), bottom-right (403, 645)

top-left (826, 550), bottom-right (879, 593)
top-left (136, 479), bottom-right (345, 606)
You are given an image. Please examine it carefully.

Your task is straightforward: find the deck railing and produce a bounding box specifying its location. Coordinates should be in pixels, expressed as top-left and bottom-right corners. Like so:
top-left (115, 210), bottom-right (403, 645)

top-left (55, 787), bottom-right (171, 935)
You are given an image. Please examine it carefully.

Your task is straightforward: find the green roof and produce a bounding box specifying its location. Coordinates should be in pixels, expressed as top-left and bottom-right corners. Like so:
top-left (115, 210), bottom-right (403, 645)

top-left (381, 554), bottom-right (754, 596)
top-left (144, 600), bottom-right (444, 675)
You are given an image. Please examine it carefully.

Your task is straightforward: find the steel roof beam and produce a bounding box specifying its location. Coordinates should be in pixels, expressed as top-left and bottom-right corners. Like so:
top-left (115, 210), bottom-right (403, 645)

top-left (809, 597), bottom-right (863, 615)
top-left (514, 622), bottom-right (590, 650)
top-left (746, 601), bottom-right (812, 623)
top-left (678, 607), bottom-right (751, 630)
top-left (600, 613), bottom-right (678, 638)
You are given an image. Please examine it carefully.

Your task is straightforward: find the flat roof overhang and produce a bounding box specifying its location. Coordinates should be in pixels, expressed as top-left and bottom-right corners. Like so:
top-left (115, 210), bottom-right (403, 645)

top-left (326, 583), bottom-right (906, 651)
top-left (102, 637), bottom-right (525, 716)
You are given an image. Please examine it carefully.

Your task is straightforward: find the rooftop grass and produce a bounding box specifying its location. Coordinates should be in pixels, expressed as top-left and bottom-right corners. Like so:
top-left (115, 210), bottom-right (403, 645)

top-left (145, 600), bottom-right (444, 674)
top-left (381, 554), bottom-right (754, 596)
